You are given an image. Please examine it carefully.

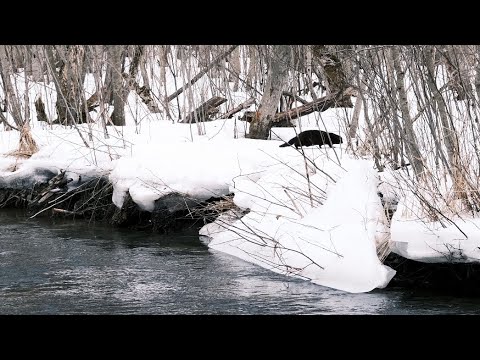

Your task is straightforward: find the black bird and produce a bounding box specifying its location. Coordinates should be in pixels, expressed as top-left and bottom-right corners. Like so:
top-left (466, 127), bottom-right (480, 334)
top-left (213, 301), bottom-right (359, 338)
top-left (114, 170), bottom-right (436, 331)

top-left (279, 130), bottom-right (343, 149)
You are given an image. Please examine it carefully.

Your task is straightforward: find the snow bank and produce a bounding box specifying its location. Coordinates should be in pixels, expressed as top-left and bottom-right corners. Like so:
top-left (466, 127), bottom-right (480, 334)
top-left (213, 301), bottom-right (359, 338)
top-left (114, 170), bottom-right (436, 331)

top-left (1, 111), bottom-right (396, 293)
top-left (202, 154), bottom-right (395, 293)
top-left (378, 167), bottom-right (480, 263)
top-left (391, 200), bottom-right (480, 263)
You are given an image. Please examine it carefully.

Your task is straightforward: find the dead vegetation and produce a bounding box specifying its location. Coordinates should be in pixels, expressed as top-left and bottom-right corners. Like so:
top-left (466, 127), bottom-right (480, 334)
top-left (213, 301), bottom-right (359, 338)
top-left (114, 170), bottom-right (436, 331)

top-left (6, 123), bottom-right (39, 159)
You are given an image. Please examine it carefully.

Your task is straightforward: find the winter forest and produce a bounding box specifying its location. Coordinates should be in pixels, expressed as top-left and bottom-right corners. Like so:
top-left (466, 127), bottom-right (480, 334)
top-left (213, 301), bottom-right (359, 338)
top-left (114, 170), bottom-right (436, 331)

top-left (1, 44), bottom-right (480, 294)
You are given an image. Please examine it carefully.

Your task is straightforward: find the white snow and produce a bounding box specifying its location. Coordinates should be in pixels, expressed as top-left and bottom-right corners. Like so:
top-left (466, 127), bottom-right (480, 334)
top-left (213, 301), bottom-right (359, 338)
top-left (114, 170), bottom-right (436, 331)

top-left (390, 196), bottom-right (480, 263)
top-left (376, 167), bottom-right (480, 263)
top-left (203, 156), bottom-right (395, 293)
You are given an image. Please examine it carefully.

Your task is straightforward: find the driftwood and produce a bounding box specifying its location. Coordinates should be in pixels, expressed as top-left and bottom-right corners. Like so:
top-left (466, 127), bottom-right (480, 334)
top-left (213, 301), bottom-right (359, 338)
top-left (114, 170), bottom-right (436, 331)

top-left (220, 98), bottom-right (255, 119)
top-left (272, 90), bottom-right (353, 123)
top-left (166, 45), bottom-right (238, 103)
top-left (179, 96), bottom-right (227, 123)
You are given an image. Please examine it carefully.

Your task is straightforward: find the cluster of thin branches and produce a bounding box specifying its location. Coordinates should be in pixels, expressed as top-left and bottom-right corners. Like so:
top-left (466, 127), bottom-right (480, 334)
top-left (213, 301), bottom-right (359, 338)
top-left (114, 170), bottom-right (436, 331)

top-left (348, 45), bottom-right (480, 221)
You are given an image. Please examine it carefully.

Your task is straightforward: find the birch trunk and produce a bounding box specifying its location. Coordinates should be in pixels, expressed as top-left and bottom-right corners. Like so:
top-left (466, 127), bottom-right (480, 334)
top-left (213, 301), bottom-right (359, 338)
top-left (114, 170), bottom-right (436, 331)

top-left (348, 73), bottom-right (365, 139)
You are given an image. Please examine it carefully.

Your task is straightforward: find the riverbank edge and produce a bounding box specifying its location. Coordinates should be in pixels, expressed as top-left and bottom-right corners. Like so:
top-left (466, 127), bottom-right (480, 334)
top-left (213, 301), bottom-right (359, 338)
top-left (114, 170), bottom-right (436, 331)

top-left (0, 169), bottom-right (229, 233)
top-left (2, 169), bottom-right (479, 296)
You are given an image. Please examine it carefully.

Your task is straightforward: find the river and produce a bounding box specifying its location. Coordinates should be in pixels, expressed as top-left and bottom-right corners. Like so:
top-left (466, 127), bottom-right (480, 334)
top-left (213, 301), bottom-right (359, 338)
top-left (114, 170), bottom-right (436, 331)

top-left (1, 209), bottom-right (479, 314)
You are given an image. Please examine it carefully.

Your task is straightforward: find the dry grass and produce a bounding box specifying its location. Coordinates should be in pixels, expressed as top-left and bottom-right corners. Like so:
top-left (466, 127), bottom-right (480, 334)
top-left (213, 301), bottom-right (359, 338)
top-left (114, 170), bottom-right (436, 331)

top-left (6, 123), bottom-right (38, 159)
top-left (188, 195), bottom-right (238, 222)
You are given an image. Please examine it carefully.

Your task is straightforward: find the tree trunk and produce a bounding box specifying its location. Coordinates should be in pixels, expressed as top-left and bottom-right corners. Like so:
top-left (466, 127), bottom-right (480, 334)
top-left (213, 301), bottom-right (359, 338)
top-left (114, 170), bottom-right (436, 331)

top-left (137, 48), bottom-right (161, 113)
top-left (179, 96), bottom-right (226, 123)
top-left (311, 45), bottom-right (350, 102)
top-left (0, 45), bottom-right (24, 127)
top-left (107, 46), bottom-right (126, 126)
top-left (246, 46), bottom-right (257, 88)
top-left (384, 46), bottom-right (404, 169)
top-left (88, 45), bottom-right (109, 137)
top-left (228, 46), bottom-right (241, 91)
top-left (442, 45), bottom-right (470, 101)
top-left (31, 45), bottom-right (45, 82)
top-left (391, 46), bottom-right (424, 179)
top-left (35, 95), bottom-right (49, 123)
top-left (128, 45), bottom-right (143, 79)
top-left (23, 49), bottom-right (31, 124)
top-left (248, 45), bottom-right (292, 139)
top-left (348, 75), bottom-right (365, 140)
top-left (475, 45), bottom-right (480, 105)
top-left (53, 45), bottom-right (87, 125)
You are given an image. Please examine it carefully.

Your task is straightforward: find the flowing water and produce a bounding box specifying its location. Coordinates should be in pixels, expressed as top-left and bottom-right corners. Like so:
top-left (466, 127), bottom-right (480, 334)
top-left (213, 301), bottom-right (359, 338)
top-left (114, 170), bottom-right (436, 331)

top-left (1, 209), bottom-right (479, 315)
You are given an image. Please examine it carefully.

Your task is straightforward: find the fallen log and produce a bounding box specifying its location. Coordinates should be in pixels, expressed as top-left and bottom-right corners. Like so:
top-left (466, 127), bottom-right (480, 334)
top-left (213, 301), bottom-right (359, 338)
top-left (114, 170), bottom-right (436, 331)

top-left (220, 98), bottom-right (256, 119)
top-left (179, 96), bottom-right (227, 123)
top-left (272, 90), bottom-right (353, 123)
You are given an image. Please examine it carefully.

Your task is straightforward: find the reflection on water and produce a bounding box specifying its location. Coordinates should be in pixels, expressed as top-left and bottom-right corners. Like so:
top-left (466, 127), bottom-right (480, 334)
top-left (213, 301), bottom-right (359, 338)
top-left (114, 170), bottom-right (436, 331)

top-left (1, 209), bottom-right (479, 314)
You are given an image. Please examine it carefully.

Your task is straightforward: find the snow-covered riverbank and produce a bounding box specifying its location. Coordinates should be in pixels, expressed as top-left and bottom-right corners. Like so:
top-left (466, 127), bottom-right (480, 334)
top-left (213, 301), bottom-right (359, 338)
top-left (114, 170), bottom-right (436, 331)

top-left (2, 48), bottom-right (480, 294)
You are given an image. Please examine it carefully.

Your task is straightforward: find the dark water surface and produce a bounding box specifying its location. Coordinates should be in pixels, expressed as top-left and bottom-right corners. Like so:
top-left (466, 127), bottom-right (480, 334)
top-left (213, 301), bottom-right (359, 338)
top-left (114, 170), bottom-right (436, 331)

top-left (1, 209), bottom-right (479, 315)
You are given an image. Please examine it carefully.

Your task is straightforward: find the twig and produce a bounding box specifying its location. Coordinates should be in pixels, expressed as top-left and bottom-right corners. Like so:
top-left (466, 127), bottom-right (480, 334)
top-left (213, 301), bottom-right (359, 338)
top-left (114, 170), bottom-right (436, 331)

top-left (283, 189), bottom-right (302, 216)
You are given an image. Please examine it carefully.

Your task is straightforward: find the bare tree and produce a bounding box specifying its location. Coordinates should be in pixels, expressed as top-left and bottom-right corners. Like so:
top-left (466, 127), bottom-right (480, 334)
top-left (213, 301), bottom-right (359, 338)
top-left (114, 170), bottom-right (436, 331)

top-left (228, 46), bottom-right (241, 92)
top-left (0, 45), bottom-right (38, 156)
top-left (0, 46), bottom-right (24, 127)
top-left (312, 45), bottom-right (350, 98)
top-left (390, 46), bottom-right (425, 179)
top-left (107, 45), bottom-right (126, 126)
top-left (248, 45), bottom-right (292, 139)
top-left (44, 45), bottom-right (88, 125)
